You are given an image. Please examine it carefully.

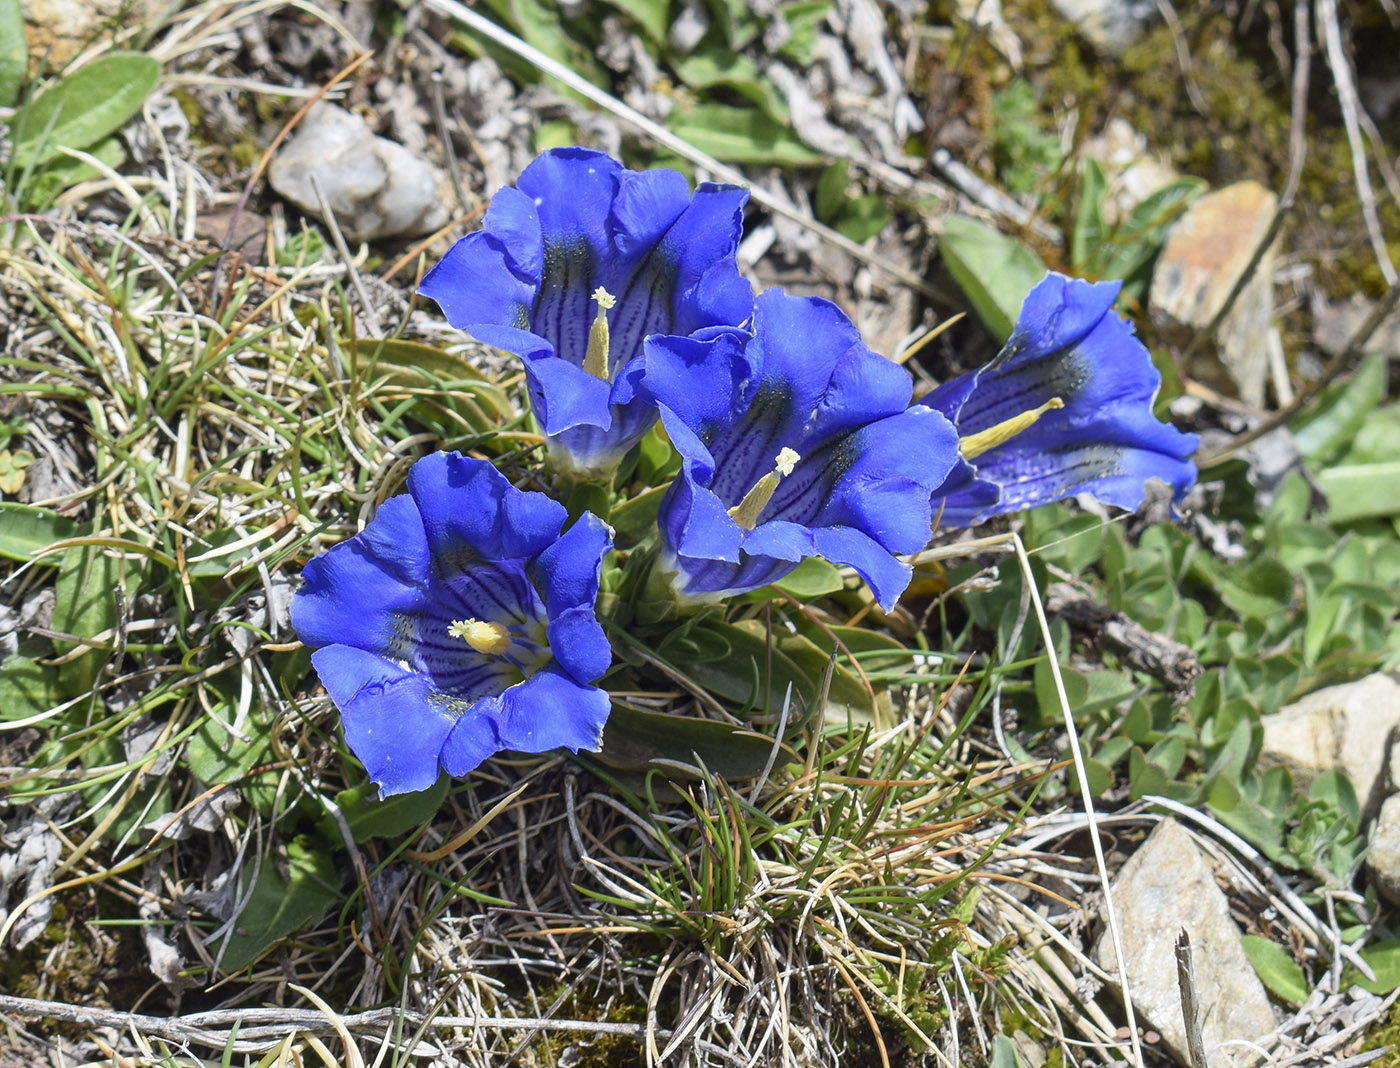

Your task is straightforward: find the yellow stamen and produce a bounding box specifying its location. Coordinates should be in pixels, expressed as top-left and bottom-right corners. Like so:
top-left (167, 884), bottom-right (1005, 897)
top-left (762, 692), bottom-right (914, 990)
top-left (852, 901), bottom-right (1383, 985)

top-left (959, 397), bottom-right (1065, 460)
top-left (728, 447), bottom-right (801, 530)
top-left (448, 618), bottom-right (512, 655)
top-left (583, 287), bottom-right (616, 380)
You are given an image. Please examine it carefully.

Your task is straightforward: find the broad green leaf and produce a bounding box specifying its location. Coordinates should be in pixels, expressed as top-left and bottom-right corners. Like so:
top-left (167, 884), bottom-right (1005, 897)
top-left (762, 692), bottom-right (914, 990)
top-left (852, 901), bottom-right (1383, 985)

top-left (23, 135), bottom-right (125, 208)
top-left (666, 102), bottom-right (823, 167)
top-left (989, 1035), bottom-right (1023, 1068)
top-left (603, 0), bottom-right (670, 44)
top-left (187, 704), bottom-right (274, 785)
top-left (326, 776), bottom-right (448, 843)
top-left (0, 656), bottom-right (60, 722)
top-left (1292, 351), bottom-right (1386, 463)
top-left (815, 158), bottom-right (849, 221)
top-left (214, 838), bottom-right (342, 973)
top-left (609, 483), bottom-right (667, 542)
top-left (672, 51), bottom-right (787, 122)
top-left (771, 556), bottom-right (845, 599)
top-left (1241, 935), bottom-right (1309, 1003)
top-left (51, 539), bottom-right (127, 695)
top-left (0, 0), bottom-right (24, 107)
top-left (1126, 747), bottom-right (1168, 800)
top-left (596, 703), bottom-right (785, 780)
top-left (1351, 940), bottom-right (1400, 994)
top-left (12, 53), bottom-right (160, 167)
top-left (773, 1), bottom-right (830, 64)
top-left (0, 502), bottom-right (78, 563)
top-left (938, 216), bottom-right (1046, 342)
top-left (1317, 461), bottom-right (1400, 522)
top-left (836, 195), bottom-right (891, 243)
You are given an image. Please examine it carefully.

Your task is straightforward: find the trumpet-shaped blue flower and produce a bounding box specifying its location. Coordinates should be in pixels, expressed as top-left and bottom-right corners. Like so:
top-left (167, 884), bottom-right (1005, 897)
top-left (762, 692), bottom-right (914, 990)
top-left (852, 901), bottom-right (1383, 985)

top-left (418, 147), bottom-right (752, 478)
top-left (922, 273), bottom-right (1198, 526)
top-left (645, 289), bottom-right (961, 611)
top-left (290, 452), bottom-right (613, 797)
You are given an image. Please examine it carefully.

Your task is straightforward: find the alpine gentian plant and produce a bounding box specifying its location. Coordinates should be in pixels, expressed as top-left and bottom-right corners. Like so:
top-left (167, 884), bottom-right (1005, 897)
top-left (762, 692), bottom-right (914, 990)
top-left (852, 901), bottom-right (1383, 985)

top-left (291, 452), bottom-right (613, 798)
top-left (418, 147), bottom-right (752, 480)
top-left (644, 288), bottom-right (961, 611)
top-left (922, 273), bottom-right (1199, 526)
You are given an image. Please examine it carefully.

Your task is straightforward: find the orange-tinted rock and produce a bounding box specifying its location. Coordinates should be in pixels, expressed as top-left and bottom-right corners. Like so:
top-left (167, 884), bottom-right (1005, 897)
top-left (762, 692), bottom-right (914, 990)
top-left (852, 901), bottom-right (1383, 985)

top-left (1150, 180), bottom-right (1279, 407)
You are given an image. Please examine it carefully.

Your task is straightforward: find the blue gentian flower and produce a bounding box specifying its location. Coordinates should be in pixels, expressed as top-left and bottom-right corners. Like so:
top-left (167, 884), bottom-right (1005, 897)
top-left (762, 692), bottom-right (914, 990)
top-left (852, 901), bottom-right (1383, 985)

top-left (290, 452), bottom-right (614, 797)
top-left (418, 147), bottom-right (752, 479)
top-left (922, 273), bottom-right (1198, 526)
top-left (644, 289), bottom-right (961, 611)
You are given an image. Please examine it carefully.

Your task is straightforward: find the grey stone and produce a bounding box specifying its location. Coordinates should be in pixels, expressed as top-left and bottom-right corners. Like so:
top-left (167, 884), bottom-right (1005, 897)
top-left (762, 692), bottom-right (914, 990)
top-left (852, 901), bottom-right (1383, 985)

top-left (1049, 0), bottom-right (1155, 55)
top-left (1093, 818), bottom-right (1277, 1068)
top-left (1256, 674), bottom-right (1400, 821)
top-left (1367, 794), bottom-right (1400, 907)
top-left (268, 104), bottom-right (448, 243)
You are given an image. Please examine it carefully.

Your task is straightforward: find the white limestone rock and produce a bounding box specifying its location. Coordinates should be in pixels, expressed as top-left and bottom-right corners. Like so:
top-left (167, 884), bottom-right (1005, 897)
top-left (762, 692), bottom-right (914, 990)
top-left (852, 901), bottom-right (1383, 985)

top-left (268, 104), bottom-right (448, 243)
top-left (1256, 674), bottom-right (1400, 821)
top-left (1093, 818), bottom-right (1277, 1067)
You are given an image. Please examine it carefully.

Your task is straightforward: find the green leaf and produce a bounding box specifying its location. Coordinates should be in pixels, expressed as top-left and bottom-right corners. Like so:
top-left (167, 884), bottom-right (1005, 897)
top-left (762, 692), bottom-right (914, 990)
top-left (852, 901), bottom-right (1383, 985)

top-left (0, 0), bottom-right (24, 107)
top-left (355, 337), bottom-right (515, 432)
top-left (1071, 157), bottom-right (1106, 272)
top-left (0, 502), bottom-right (78, 563)
top-left (1317, 461), bottom-right (1400, 522)
top-left (1093, 176), bottom-right (1206, 283)
top-left (214, 838), bottom-right (342, 973)
top-left (603, 0), bottom-right (670, 44)
top-left (1292, 351), bottom-right (1386, 464)
top-left (989, 1034), bottom-right (1023, 1068)
top-left (23, 135), bottom-right (125, 208)
top-left (609, 483), bottom-right (668, 542)
top-left (771, 556), bottom-right (845, 599)
top-left (815, 158), bottom-right (849, 221)
top-left (1351, 940), bottom-right (1400, 994)
top-left (51, 540), bottom-right (127, 695)
top-left (326, 776), bottom-right (449, 843)
top-left (671, 51), bottom-right (788, 122)
top-left (12, 53), bottom-right (160, 167)
top-left (187, 704), bottom-right (274, 785)
top-left (938, 216), bottom-right (1046, 342)
top-left (595, 703), bottom-right (785, 781)
top-left (836, 195), bottom-right (890, 243)
top-left (1127, 747), bottom-right (1168, 800)
top-left (666, 102), bottom-right (823, 167)
top-left (1241, 935), bottom-right (1309, 1003)
top-left (0, 656), bottom-right (61, 722)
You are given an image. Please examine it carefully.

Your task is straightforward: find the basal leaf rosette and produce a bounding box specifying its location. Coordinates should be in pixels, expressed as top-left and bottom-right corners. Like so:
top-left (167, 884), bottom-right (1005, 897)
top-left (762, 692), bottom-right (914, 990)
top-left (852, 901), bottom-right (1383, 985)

top-left (644, 288), bottom-right (961, 612)
top-left (418, 147), bottom-right (752, 479)
top-left (291, 451), bottom-right (613, 798)
top-left (923, 272), bottom-right (1199, 525)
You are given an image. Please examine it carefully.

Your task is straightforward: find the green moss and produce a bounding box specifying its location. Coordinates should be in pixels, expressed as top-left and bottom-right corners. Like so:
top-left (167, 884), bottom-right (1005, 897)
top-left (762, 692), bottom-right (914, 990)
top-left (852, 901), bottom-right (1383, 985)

top-left (1364, 995), bottom-right (1400, 1067)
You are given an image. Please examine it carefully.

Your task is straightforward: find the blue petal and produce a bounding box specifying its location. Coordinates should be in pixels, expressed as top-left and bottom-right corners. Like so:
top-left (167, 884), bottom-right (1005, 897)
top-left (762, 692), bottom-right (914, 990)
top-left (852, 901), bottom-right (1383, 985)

top-left (439, 699), bottom-right (503, 778)
top-left (815, 407), bottom-right (960, 553)
top-left (642, 327), bottom-right (758, 480)
top-left (517, 148), bottom-right (620, 269)
top-left (928, 460), bottom-right (1002, 529)
top-left (533, 512), bottom-right (612, 612)
top-left (291, 494), bottom-right (429, 658)
top-left (312, 645), bottom-right (457, 798)
top-left (493, 666), bottom-right (612, 755)
top-left (809, 526), bottom-right (914, 612)
top-left (408, 452), bottom-right (566, 565)
top-left (661, 464), bottom-right (744, 565)
top-left (923, 272), bottom-right (1199, 521)
top-left (416, 185), bottom-right (542, 336)
top-left (610, 166), bottom-right (692, 266)
top-left (521, 349), bottom-right (616, 438)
